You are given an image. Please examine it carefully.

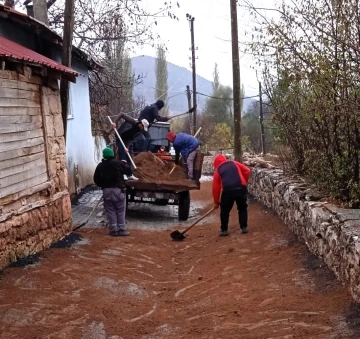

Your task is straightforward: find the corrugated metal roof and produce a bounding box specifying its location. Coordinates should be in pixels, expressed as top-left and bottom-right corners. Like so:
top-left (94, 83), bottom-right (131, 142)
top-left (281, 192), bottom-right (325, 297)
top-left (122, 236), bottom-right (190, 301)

top-left (0, 4), bottom-right (103, 71)
top-left (0, 36), bottom-right (78, 76)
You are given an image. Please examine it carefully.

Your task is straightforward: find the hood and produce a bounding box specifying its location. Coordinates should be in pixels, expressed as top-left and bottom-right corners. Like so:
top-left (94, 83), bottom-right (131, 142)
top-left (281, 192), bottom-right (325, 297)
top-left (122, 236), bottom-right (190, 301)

top-left (213, 154), bottom-right (227, 169)
top-left (155, 100), bottom-right (165, 109)
top-left (166, 131), bottom-right (176, 143)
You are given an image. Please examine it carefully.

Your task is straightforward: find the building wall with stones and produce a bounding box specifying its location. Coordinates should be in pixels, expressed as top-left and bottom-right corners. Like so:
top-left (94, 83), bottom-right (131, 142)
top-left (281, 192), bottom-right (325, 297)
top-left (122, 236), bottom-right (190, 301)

top-left (0, 70), bottom-right (72, 269)
top-left (248, 168), bottom-right (360, 302)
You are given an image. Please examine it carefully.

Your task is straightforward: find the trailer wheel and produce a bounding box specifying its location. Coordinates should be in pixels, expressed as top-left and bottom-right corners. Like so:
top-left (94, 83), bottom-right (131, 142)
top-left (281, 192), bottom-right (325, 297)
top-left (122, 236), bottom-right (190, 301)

top-left (178, 191), bottom-right (190, 221)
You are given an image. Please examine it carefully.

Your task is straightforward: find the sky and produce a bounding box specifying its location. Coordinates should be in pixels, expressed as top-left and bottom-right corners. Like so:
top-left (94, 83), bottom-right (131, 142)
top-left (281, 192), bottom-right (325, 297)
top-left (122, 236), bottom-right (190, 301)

top-left (132, 0), bottom-right (278, 97)
top-left (12, 0), bottom-right (277, 97)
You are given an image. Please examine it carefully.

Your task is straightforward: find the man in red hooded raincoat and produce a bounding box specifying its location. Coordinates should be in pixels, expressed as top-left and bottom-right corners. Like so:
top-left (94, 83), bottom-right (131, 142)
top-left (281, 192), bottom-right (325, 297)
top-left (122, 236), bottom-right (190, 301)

top-left (212, 154), bottom-right (251, 237)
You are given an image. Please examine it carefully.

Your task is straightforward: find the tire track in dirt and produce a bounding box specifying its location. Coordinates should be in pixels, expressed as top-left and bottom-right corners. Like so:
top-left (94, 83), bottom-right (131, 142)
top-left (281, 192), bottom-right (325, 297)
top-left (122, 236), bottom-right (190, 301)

top-left (0, 183), bottom-right (359, 338)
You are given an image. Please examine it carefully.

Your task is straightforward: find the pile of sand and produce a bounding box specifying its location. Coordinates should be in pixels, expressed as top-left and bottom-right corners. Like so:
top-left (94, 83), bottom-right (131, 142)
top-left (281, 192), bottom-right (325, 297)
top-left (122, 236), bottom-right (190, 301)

top-left (133, 152), bottom-right (197, 187)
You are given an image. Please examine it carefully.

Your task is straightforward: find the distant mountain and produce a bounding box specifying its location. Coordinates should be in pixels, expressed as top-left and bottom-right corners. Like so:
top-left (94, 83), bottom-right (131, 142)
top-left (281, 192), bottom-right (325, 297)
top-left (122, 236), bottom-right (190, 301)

top-left (131, 55), bottom-right (252, 114)
top-left (131, 55), bottom-right (212, 114)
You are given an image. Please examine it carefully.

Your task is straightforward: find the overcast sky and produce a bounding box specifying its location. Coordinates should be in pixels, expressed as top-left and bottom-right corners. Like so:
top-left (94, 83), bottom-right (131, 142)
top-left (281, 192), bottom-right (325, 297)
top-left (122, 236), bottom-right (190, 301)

top-left (13, 0), bottom-right (277, 97)
top-left (132, 0), bottom-right (278, 97)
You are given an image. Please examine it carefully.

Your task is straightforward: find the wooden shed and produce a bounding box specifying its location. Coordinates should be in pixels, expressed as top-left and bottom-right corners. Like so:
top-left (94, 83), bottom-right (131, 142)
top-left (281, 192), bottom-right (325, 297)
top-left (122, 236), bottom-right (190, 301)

top-left (0, 36), bottom-right (77, 268)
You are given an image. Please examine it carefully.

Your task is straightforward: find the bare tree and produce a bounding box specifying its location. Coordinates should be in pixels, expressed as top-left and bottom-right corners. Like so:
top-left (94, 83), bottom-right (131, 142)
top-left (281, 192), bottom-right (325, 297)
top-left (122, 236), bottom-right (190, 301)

top-left (47, 0), bottom-right (179, 59)
top-left (245, 0), bottom-right (360, 205)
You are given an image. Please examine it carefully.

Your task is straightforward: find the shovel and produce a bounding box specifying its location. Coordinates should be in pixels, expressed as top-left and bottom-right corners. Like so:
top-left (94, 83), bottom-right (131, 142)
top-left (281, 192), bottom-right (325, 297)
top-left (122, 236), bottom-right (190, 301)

top-left (107, 115), bottom-right (137, 169)
top-left (170, 206), bottom-right (216, 241)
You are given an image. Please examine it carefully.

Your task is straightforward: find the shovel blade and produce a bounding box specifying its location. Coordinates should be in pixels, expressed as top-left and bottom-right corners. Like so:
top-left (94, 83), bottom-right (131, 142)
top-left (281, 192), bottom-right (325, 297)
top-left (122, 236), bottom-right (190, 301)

top-left (170, 230), bottom-right (186, 241)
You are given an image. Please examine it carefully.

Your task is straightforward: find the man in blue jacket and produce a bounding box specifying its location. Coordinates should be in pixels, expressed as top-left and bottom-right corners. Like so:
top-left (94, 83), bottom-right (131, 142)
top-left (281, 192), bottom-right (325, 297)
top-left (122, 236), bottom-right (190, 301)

top-left (166, 131), bottom-right (200, 180)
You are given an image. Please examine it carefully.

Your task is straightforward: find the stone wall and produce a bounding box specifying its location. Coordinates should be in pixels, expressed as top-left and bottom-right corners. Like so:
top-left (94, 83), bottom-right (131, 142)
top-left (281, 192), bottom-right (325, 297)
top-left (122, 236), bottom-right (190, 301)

top-left (202, 153), bottom-right (274, 175)
top-left (0, 72), bottom-right (72, 269)
top-left (201, 154), bottom-right (360, 301)
top-left (202, 156), bottom-right (215, 174)
top-left (248, 168), bottom-right (360, 302)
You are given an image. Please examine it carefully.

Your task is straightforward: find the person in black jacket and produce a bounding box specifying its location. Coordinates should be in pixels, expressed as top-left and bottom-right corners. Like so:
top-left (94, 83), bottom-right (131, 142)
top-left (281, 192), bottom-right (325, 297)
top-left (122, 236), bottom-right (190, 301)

top-left (138, 100), bottom-right (169, 151)
top-left (112, 113), bottom-right (149, 180)
top-left (93, 147), bottom-right (132, 237)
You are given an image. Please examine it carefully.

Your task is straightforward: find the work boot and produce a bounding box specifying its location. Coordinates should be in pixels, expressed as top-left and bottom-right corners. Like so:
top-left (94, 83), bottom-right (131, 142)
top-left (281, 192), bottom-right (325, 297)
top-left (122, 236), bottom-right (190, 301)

top-left (128, 175), bottom-right (139, 181)
top-left (241, 227), bottom-right (248, 234)
top-left (219, 230), bottom-right (229, 237)
top-left (109, 231), bottom-right (118, 237)
top-left (118, 230), bottom-right (130, 236)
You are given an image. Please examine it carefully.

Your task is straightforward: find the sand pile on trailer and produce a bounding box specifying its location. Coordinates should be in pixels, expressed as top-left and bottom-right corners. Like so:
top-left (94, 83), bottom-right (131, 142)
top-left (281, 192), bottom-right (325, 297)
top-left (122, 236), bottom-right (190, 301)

top-left (133, 152), bottom-right (197, 187)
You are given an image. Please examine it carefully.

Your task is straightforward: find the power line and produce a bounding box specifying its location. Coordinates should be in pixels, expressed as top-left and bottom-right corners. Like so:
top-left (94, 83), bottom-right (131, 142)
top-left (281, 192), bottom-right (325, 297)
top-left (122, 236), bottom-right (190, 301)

top-left (168, 92), bottom-right (185, 100)
top-left (196, 91), bottom-right (261, 100)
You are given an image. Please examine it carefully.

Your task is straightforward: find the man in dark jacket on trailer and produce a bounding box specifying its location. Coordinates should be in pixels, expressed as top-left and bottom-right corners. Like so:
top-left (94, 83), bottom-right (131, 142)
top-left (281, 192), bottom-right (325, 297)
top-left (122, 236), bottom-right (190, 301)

top-left (212, 154), bottom-right (251, 237)
top-left (138, 100), bottom-right (169, 151)
top-left (94, 147), bottom-right (132, 237)
top-left (112, 113), bottom-right (149, 180)
top-left (166, 131), bottom-right (200, 180)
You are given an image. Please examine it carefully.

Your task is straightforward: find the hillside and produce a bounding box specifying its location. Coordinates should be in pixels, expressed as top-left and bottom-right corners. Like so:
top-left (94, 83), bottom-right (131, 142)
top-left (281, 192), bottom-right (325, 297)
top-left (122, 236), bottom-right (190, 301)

top-left (131, 55), bottom-right (212, 114)
top-left (131, 55), bottom-right (252, 114)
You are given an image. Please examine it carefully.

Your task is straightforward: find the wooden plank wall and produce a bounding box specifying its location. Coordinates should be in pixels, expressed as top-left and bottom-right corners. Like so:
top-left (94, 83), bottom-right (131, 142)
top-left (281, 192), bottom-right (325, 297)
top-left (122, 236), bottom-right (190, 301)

top-left (0, 78), bottom-right (48, 199)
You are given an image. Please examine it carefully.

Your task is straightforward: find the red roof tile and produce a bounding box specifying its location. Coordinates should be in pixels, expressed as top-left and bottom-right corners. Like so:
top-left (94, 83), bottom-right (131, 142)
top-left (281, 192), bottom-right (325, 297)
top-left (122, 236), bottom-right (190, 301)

top-left (0, 36), bottom-right (78, 76)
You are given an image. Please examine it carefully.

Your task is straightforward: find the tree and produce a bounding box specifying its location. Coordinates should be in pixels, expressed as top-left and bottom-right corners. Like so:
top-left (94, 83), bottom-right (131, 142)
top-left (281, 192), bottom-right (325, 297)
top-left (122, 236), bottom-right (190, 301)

top-left (246, 0), bottom-right (360, 205)
top-left (242, 100), bottom-right (274, 154)
top-left (206, 123), bottom-right (233, 151)
top-left (89, 40), bottom-right (141, 144)
top-left (203, 63), bottom-right (234, 126)
top-left (242, 103), bottom-right (261, 154)
top-left (155, 44), bottom-right (169, 116)
top-left (47, 0), bottom-right (179, 59)
top-left (198, 63), bottom-right (246, 153)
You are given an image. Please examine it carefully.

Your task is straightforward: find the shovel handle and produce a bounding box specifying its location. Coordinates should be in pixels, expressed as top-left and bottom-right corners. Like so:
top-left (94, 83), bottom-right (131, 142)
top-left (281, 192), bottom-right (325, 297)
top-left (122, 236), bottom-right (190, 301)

top-left (169, 165), bottom-right (176, 175)
top-left (167, 106), bottom-right (196, 120)
top-left (182, 206), bottom-right (216, 235)
top-left (167, 111), bottom-right (191, 120)
top-left (107, 116), bottom-right (137, 169)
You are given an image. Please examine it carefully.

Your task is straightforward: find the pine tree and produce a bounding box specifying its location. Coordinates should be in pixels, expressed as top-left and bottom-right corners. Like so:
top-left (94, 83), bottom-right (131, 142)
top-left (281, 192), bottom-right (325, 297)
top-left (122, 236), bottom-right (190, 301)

top-left (204, 63), bottom-right (236, 126)
top-left (155, 44), bottom-right (169, 116)
top-left (123, 51), bottom-right (134, 100)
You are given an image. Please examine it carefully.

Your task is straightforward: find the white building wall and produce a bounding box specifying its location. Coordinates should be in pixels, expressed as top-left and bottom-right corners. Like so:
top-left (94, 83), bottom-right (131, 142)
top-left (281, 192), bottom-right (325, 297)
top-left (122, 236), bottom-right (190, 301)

top-left (66, 59), bottom-right (105, 195)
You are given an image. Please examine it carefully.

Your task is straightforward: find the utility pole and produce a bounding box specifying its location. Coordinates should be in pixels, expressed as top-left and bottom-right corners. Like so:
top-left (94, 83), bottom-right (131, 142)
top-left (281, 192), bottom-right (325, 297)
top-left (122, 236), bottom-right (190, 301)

top-left (259, 81), bottom-right (266, 155)
top-left (230, 0), bottom-right (242, 161)
top-left (186, 14), bottom-right (197, 133)
top-left (186, 85), bottom-right (194, 135)
top-left (60, 0), bottom-right (75, 141)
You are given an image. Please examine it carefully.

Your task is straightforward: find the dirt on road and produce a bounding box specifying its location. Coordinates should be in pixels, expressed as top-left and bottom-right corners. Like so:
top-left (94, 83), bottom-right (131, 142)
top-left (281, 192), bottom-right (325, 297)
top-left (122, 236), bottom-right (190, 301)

top-left (1, 182), bottom-right (360, 339)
